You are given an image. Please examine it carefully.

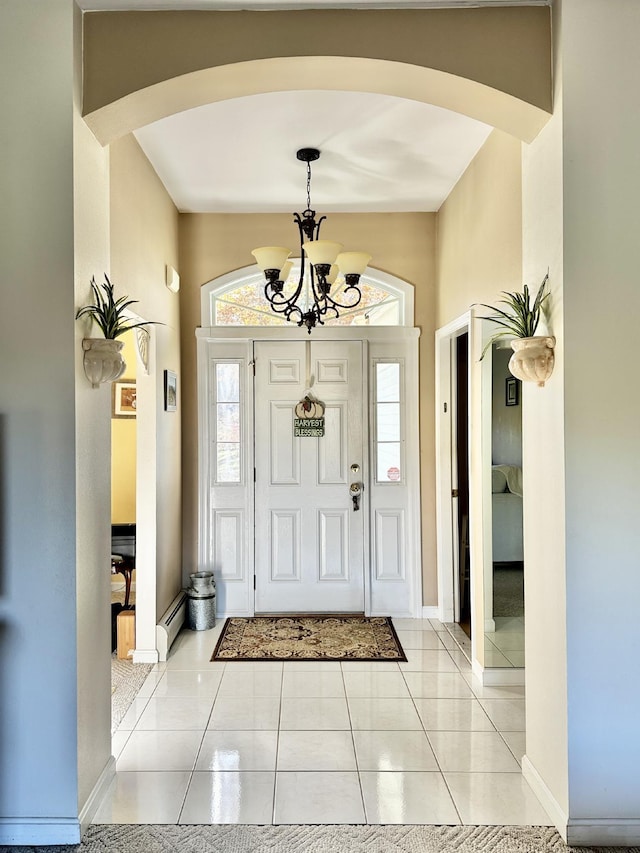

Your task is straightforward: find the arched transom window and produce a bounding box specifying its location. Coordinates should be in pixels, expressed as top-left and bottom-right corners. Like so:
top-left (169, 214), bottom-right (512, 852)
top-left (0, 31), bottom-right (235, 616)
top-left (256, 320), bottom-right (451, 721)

top-left (201, 262), bottom-right (414, 328)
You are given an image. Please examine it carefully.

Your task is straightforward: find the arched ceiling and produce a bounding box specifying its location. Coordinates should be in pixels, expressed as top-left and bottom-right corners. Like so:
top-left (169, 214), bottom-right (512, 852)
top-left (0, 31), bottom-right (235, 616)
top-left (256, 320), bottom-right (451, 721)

top-left (133, 90), bottom-right (492, 213)
top-left (81, 3), bottom-right (551, 213)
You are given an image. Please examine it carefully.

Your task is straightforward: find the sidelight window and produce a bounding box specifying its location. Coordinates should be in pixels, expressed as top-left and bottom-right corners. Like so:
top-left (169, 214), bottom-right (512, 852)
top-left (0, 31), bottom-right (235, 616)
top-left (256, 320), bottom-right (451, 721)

top-left (212, 361), bottom-right (242, 484)
top-left (374, 360), bottom-right (403, 484)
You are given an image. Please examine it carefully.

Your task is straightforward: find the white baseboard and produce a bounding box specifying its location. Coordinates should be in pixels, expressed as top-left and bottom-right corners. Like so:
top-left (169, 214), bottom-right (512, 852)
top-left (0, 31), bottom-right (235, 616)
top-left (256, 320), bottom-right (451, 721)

top-left (566, 819), bottom-right (640, 846)
top-left (481, 667), bottom-right (525, 685)
top-left (78, 756), bottom-right (116, 836)
top-left (523, 757), bottom-right (640, 845)
top-left (0, 757), bottom-right (117, 845)
top-left (438, 606), bottom-right (454, 623)
top-left (132, 648), bottom-right (159, 664)
top-left (472, 657), bottom-right (484, 681)
top-left (421, 606), bottom-right (440, 619)
top-left (484, 618), bottom-right (496, 632)
top-left (472, 657), bottom-right (525, 685)
top-left (522, 755), bottom-right (567, 837)
top-left (0, 817), bottom-right (81, 846)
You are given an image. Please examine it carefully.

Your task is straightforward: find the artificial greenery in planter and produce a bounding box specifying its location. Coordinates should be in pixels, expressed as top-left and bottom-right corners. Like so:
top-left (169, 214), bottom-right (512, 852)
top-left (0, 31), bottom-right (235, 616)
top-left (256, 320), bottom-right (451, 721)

top-left (76, 274), bottom-right (157, 338)
top-left (76, 275), bottom-right (159, 387)
top-left (479, 273), bottom-right (556, 387)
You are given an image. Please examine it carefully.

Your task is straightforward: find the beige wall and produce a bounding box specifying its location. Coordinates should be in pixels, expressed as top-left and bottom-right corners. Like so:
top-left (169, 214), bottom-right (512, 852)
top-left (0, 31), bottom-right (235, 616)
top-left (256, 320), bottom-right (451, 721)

top-left (520, 0), bottom-right (568, 820)
top-left (433, 66), bottom-right (568, 826)
top-left (109, 134), bottom-right (182, 619)
top-left (530, 0), bottom-right (640, 836)
top-left (179, 212), bottom-right (438, 604)
top-left (434, 128), bottom-right (523, 662)
top-left (83, 8), bottom-right (551, 124)
top-left (111, 330), bottom-right (137, 523)
top-left (436, 129), bottom-right (523, 328)
top-left (73, 59), bottom-right (113, 815)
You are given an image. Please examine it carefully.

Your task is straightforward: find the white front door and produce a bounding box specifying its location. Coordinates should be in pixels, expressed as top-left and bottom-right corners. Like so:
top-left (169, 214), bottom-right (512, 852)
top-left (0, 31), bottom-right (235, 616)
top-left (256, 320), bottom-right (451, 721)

top-left (254, 340), bottom-right (365, 613)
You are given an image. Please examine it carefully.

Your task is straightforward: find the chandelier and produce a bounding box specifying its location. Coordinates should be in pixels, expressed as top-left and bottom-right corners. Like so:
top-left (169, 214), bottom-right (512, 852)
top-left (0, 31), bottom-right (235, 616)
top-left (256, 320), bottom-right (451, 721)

top-left (251, 148), bottom-right (372, 333)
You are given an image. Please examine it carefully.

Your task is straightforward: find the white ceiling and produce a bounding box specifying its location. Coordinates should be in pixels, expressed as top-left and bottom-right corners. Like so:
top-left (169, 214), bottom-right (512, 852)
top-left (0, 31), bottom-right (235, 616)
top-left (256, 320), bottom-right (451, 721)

top-left (134, 91), bottom-right (493, 213)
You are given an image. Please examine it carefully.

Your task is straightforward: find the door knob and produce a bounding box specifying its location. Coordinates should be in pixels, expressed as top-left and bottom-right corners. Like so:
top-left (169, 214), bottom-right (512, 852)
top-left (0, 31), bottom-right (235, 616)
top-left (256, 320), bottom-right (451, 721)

top-left (350, 481), bottom-right (362, 512)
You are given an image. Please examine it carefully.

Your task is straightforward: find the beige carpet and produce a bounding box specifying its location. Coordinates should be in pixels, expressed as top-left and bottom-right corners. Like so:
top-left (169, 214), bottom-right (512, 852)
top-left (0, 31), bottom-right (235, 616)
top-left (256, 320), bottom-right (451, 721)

top-left (212, 615), bottom-right (406, 662)
top-left (111, 656), bottom-right (153, 734)
top-left (8, 824), bottom-right (639, 853)
top-left (493, 566), bottom-right (524, 617)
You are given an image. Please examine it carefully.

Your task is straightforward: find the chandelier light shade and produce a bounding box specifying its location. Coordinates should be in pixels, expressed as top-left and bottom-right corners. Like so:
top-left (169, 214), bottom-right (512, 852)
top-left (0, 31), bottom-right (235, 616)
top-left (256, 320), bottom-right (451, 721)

top-left (302, 240), bottom-right (343, 268)
top-left (251, 246), bottom-right (291, 275)
top-left (251, 148), bottom-right (372, 332)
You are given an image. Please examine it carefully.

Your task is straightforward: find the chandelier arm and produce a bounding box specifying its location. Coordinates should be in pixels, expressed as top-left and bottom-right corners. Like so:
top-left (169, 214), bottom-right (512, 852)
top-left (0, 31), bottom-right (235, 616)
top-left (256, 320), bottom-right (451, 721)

top-left (323, 287), bottom-right (364, 311)
top-left (318, 303), bottom-right (339, 320)
top-left (264, 284), bottom-right (306, 320)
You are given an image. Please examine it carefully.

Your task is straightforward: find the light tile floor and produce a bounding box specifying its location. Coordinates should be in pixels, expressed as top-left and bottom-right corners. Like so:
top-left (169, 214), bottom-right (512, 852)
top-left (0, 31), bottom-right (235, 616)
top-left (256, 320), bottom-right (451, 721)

top-left (95, 617), bottom-right (552, 827)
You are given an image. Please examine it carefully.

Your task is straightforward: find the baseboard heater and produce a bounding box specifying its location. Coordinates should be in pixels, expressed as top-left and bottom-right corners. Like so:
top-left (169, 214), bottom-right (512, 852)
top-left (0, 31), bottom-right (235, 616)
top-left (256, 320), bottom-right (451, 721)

top-left (156, 591), bottom-right (187, 661)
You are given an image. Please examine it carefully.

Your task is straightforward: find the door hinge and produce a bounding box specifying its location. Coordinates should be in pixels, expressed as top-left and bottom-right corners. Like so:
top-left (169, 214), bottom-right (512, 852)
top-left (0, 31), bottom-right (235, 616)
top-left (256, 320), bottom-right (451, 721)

top-left (452, 488), bottom-right (459, 498)
top-left (253, 575), bottom-right (256, 590)
top-left (254, 467), bottom-right (256, 482)
top-left (444, 402), bottom-right (448, 413)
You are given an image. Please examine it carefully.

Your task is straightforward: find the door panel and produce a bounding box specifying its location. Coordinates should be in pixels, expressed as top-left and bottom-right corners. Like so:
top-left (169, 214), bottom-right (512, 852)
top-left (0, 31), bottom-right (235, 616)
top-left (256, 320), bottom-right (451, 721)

top-left (254, 340), bottom-right (364, 613)
top-left (270, 403), bottom-right (300, 484)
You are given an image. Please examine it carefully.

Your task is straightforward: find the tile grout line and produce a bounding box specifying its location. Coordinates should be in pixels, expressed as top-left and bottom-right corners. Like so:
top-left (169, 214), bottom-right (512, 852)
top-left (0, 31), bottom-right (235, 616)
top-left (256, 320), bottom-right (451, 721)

top-left (397, 632), bottom-right (464, 825)
top-left (175, 662), bottom-right (226, 824)
top-left (272, 662), bottom-right (286, 825)
top-left (340, 661), bottom-right (368, 825)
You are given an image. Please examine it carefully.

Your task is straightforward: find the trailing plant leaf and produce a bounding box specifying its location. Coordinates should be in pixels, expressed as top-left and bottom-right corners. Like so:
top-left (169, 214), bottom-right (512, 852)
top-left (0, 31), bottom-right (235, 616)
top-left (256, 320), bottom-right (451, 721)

top-left (75, 274), bottom-right (161, 339)
top-left (479, 274), bottom-right (549, 359)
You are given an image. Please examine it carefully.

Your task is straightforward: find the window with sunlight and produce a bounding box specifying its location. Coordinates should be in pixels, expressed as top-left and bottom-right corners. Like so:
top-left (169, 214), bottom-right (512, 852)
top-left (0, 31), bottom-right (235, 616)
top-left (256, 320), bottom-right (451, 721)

top-left (211, 262), bottom-right (405, 328)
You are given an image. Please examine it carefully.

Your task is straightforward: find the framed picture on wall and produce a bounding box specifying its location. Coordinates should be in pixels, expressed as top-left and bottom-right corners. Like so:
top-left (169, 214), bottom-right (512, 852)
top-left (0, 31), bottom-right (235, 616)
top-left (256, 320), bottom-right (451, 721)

top-left (164, 370), bottom-right (177, 412)
top-left (505, 376), bottom-right (520, 407)
top-left (112, 380), bottom-right (137, 418)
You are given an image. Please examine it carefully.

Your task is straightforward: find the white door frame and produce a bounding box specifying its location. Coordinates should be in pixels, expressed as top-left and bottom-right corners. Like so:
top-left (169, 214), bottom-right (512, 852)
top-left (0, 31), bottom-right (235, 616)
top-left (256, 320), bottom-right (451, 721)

top-left (112, 314), bottom-right (159, 664)
top-left (435, 312), bottom-right (470, 625)
top-left (196, 325), bottom-right (422, 619)
top-left (435, 308), bottom-right (493, 674)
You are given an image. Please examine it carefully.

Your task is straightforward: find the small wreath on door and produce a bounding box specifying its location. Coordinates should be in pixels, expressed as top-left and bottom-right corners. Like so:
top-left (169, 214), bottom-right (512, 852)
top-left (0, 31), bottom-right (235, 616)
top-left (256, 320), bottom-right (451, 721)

top-left (295, 395), bottom-right (325, 419)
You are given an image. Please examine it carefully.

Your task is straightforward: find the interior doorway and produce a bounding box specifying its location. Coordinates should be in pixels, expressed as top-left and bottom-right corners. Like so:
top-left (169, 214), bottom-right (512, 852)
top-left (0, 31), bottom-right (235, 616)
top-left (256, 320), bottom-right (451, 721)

top-left (454, 332), bottom-right (471, 638)
top-left (110, 330), bottom-right (137, 649)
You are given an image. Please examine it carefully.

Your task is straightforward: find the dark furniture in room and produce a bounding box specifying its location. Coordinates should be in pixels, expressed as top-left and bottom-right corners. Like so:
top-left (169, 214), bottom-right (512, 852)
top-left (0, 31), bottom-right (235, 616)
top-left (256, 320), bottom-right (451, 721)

top-left (111, 523), bottom-right (136, 608)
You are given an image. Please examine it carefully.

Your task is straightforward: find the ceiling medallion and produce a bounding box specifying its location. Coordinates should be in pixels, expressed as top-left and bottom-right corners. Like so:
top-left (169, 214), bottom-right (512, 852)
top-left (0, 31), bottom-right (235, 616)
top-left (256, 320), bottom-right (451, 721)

top-left (251, 148), bottom-right (372, 333)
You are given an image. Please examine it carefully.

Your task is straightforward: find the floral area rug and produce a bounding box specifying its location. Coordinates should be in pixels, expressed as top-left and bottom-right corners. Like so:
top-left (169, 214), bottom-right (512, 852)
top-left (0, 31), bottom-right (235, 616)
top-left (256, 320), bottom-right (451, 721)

top-left (212, 615), bottom-right (407, 662)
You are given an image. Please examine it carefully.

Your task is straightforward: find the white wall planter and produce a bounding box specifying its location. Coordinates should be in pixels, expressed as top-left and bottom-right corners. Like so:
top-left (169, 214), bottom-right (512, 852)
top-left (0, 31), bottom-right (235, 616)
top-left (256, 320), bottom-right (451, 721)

top-left (82, 338), bottom-right (126, 388)
top-left (509, 335), bottom-right (555, 387)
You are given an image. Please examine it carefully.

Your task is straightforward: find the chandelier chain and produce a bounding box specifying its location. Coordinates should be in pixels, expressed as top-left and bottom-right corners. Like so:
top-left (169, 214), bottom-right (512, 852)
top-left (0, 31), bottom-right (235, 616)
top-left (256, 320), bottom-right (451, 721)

top-left (306, 160), bottom-right (312, 212)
